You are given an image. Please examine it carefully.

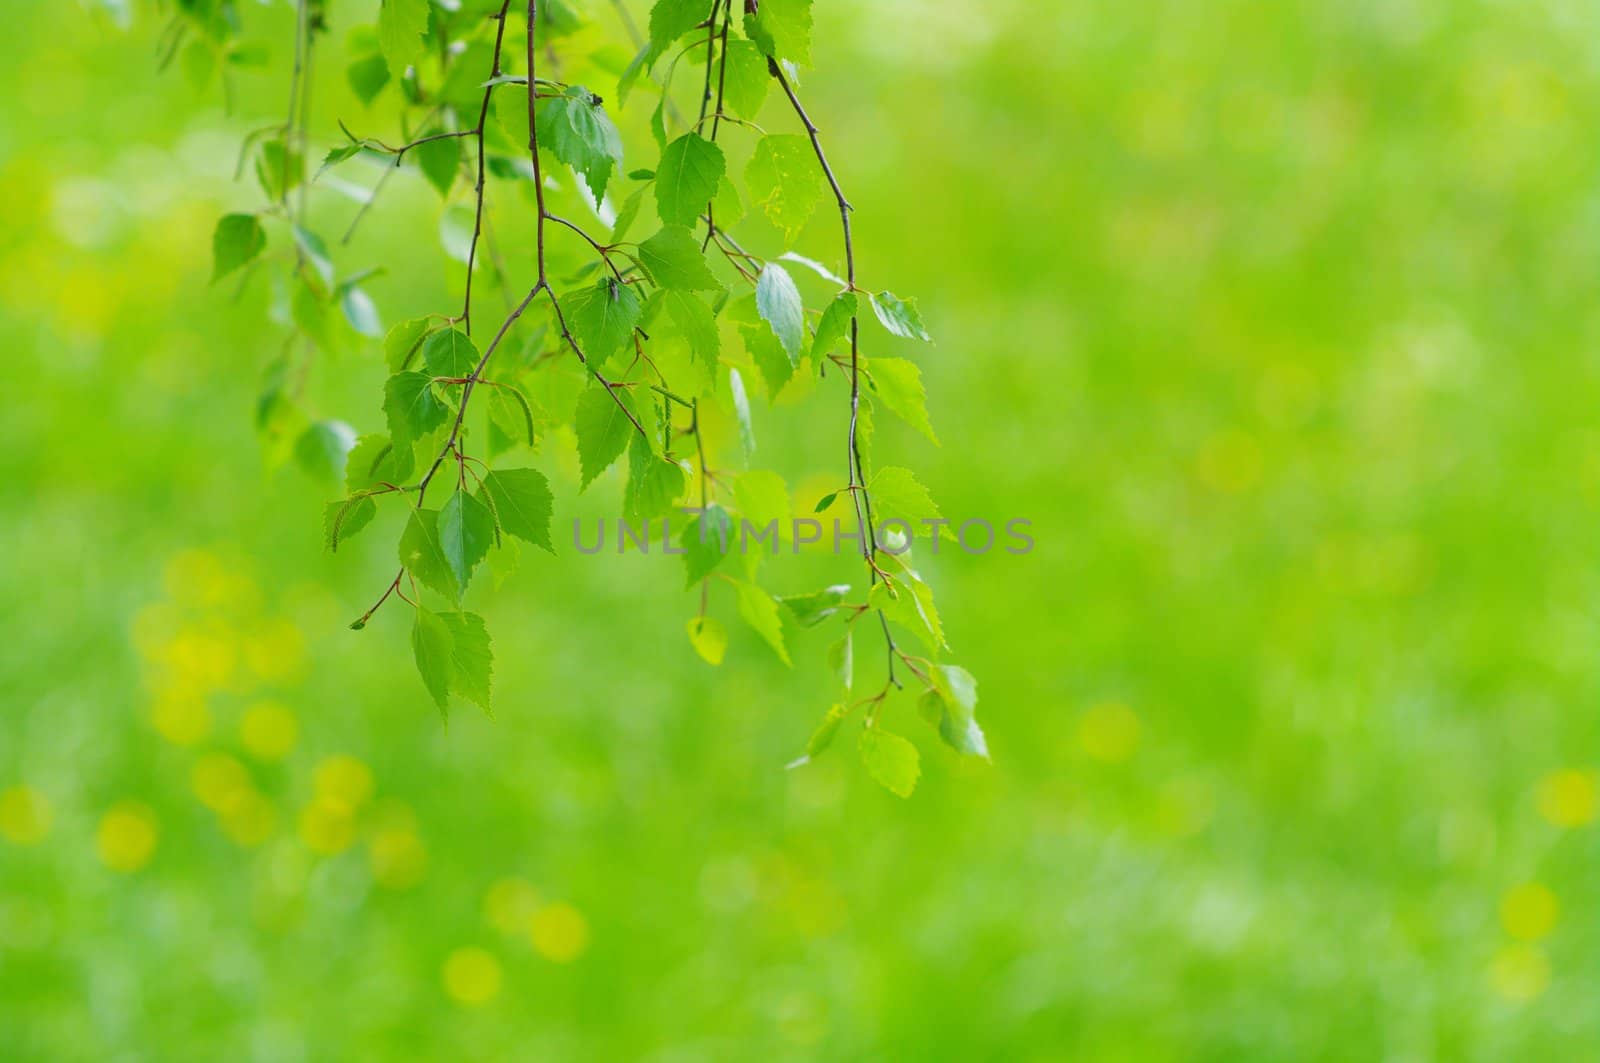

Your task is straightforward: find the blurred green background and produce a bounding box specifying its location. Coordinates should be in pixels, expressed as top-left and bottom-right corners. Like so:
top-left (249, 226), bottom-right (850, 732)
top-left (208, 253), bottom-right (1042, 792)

top-left (4, 0), bottom-right (1599, 1058)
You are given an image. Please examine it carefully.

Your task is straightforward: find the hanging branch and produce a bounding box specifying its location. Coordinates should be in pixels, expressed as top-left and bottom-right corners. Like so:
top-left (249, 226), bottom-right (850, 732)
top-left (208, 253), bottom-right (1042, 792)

top-left (190, 0), bottom-right (987, 794)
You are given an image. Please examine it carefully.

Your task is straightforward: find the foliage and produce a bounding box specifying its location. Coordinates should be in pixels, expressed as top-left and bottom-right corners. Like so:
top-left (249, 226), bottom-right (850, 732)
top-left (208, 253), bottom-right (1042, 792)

top-left (8, 0), bottom-right (1600, 1057)
top-left (191, 0), bottom-right (981, 793)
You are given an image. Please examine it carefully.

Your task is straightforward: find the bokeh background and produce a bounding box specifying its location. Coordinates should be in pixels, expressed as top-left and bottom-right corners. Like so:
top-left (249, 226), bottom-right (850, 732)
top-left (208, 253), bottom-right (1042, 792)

top-left (4, 0), bottom-right (1599, 1058)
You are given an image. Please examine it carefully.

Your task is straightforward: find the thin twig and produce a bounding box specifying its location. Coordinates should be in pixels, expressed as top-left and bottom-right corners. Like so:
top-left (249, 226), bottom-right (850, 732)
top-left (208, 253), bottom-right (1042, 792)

top-left (770, 59), bottom-right (901, 685)
top-left (461, 0), bottom-right (516, 335)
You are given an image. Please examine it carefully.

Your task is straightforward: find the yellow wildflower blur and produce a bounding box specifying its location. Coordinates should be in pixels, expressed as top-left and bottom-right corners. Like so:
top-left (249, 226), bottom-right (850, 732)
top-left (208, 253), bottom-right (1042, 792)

top-left (97, 802), bottom-right (158, 872)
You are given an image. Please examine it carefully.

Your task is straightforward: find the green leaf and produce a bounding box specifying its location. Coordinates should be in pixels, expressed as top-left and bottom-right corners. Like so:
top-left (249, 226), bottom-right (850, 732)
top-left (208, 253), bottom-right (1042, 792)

top-left (714, 172), bottom-right (745, 227)
top-left (721, 39), bottom-right (771, 118)
top-left (292, 225), bottom-right (334, 289)
top-left (868, 357), bottom-right (938, 444)
top-left (860, 728), bottom-right (919, 797)
top-left (440, 203), bottom-right (475, 263)
top-left (292, 276), bottom-right (332, 346)
top-left (423, 328), bottom-right (479, 379)
top-left (744, 0), bottom-right (813, 65)
top-left (871, 556), bottom-right (945, 652)
top-left (256, 139), bottom-right (304, 202)
top-left (399, 509), bottom-right (459, 599)
top-left (781, 584), bottom-right (849, 628)
top-left (869, 291), bottom-right (933, 342)
top-left (347, 53), bottom-right (390, 105)
top-left (480, 468), bottom-right (554, 552)
top-left (745, 134), bottom-right (823, 244)
top-left (414, 132), bottom-right (460, 197)
top-left (729, 367), bottom-right (755, 457)
top-left (638, 226), bottom-right (720, 290)
top-left (323, 496), bottom-right (377, 552)
top-left (735, 581), bottom-right (790, 665)
top-left (338, 283), bottom-right (382, 338)
top-left (487, 385), bottom-right (541, 453)
top-left (537, 86), bottom-right (624, 200)
top-left (564, 279), bottom-right (642, 370)
top-left (379, 0), bottom-right (429, 77)
top-left (384, 371), bottom-right (448, 451)
top-left (211, 213), bottom-right (265, 282)
top-left (927, 664), bottom-right (988, 759)
top-left (293, 420), bottom-right (357, 484)
top-left (780, 251), bottom-right (845, 287)
top-left (319, 143), bottom-right (364, 177)
top-left (755, 263), bottom-right (805, 359)
top-left (656, 289), bottom-right (720, 372)
top-left (440, 611), bottom-right (493, 712)
top-left (648, 0), bottom-right (713, 59)
top-left (827, 632), bottom-right (853, 696)
top-left (810, 291), bottom-right (856, 359)
top-left (438, 490), bottom-right (495, 593)
top-left (495, 84), bottom-right (533, 152)
top-left (611, 184), bottom-right (648, 244)
top-left (870, 466), bottom-right (942, 538)
top-left (625, 436), bottom-right (688, 524)
top-left (384, 316), bottom-right (434, 372)
top-left (438, 40), bottom-right (496, 113)
top-left (346, 433), bottom-right (414, 491)
top-left (813, 491), bottom-right (838, 513)
top-left (733, 469), bottom-right (790, 531)
top-left (741, 317), bottom-right (793, 397)
top-left (574, 384), bottom-right (642, 488)
top-left (681, 504), bottom-right (733, 587)
top-left (802, 703), bottom-right (849, 761)
top-left (686, 615), bottom-right (727, 666)
top-left (654, 134), bottom-right (725, 227)
top-left (411, 606), bottom-right (454, 715)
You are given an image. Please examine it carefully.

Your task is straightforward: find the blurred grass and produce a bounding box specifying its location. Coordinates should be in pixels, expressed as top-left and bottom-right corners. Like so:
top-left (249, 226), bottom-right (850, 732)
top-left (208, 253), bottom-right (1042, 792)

top-left (2, 0), bottom-right (1600, 1059)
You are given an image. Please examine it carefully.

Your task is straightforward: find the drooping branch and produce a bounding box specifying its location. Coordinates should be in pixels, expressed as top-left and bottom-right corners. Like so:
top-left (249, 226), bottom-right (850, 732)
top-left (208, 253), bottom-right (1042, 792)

top-left (460, 0), bottom-right (516, 336)
top-left (769, 60), bottom-right (900, 687)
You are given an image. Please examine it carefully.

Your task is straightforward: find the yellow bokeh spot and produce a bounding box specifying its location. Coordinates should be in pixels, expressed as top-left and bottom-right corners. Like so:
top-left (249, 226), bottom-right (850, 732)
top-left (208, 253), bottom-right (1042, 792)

top-left (298, 797), bottom-right (357, 856)
top-left (369, 829), bottom-right (428, 890)
top-left (484, 877), bottom-right (542, 935)
top-left (97, 802), bottom-right (158, 873)
top-left (241, 618), bottom-right (307, 685)
top-left (240, 701), bottom-right (299, 762)
top-left (1536, 769), bottom-right (1598, 829)
top-left (157, 625), bottom-right (237, 694)
top-left (0, 786), bottom-right (53, 845)
top-left (1490, 944), bottom-right (1550, 1002)
top-left (1195, 429), bottom-right (1263, 494)
top-left (442, 947), bottom-right (502, 1006)
top-left (150, 687), bottom-right (212, 747)
top-left (530, 902), bottom-right (590, 964)
top-left (1500, 883), bottom-right (1559, 941)
top-left (162, 549), bottom-right (257, 611)
top-left (191, 753), bottom-right (253, 812)
top-left (1079, 702), bottom-right (1141, 763)
top-left (220, 792), bottom-right (277, 848)
top-left (314, 756), bottom-right (374, 809)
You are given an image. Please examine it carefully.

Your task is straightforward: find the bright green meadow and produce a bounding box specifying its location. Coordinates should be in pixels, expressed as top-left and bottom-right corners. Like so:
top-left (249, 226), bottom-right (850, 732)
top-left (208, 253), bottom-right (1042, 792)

top-left (1, 0), bottom-right (1597, 1058)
